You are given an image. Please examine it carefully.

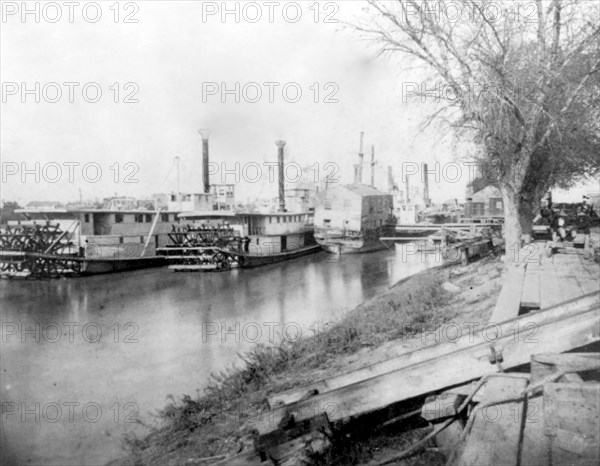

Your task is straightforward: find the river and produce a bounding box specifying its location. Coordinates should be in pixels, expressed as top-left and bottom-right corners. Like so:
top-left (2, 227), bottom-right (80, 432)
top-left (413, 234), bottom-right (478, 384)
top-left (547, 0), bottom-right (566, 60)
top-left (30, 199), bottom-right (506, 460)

top-left (0, 247), bottom-right (440, 465)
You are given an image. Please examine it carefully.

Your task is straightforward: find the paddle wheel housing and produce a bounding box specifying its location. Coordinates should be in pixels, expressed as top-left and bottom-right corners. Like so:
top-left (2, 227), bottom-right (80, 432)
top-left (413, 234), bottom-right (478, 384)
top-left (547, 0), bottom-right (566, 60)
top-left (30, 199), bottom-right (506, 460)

top-left (158, 224), bottom-right (243, 271)
top-left (0, 221), bottom-right (82, 278)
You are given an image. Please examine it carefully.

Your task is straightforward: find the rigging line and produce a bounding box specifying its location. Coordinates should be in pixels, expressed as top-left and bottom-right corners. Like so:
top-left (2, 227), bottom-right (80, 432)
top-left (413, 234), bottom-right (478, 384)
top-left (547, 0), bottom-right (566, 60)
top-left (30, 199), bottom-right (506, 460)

top-left (155, 157), bottom-right (177, 193)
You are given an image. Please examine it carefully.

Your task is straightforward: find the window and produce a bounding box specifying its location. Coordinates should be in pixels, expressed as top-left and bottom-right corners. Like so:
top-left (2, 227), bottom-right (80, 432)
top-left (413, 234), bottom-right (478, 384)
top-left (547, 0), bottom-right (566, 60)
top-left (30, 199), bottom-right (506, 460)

top-left (269, 217), bottom-right (272, 223)
top-left (277, 217), bottom-right (281, 223)
top-left (161, 214), bottom-right (169, 222)
top-left (84, 214), bottom-right (90, 223)
top-left (145, 214), bottom-right (152, 223)
top-left (135, 214), bottom-right (143, 223)
top-left (473, 203), bottom-right (485, 216)
top-left (114, 214), bottom-right (123, 223)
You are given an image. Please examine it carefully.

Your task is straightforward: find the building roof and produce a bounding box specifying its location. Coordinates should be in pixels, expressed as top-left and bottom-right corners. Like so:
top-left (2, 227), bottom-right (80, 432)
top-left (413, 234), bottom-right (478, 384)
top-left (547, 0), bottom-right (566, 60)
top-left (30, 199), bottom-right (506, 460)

top-left (178, 211), bottom-right (238, 219)
top-left (341, 183), bottom-right (391, 197)
top-left (442, 198), bottom-right (463, 205)
top-left (471, 185), bottom-right (501, 201)
top-left (16, 208), bottom-right (179, 214)
top-left (239, 211), bottom-right (312, 217)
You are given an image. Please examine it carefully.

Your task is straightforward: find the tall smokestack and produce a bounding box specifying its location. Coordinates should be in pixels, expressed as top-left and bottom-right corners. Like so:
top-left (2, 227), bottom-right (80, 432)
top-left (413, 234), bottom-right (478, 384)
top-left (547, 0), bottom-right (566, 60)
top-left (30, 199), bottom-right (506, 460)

top-left (370, 145), bottom-right (375, 187)
top-left (357, 131), bottom-right (364, 184)
top-left (387, 166), bottom-right (394, 193)
top-left (405, 174), bottom-right (410, 204)
top-left (422, 162), bottom-right (430, 207)
top-left (198, 129), bottom-right (210, 193)
top-left (275, 140), bottom-right (286, 212)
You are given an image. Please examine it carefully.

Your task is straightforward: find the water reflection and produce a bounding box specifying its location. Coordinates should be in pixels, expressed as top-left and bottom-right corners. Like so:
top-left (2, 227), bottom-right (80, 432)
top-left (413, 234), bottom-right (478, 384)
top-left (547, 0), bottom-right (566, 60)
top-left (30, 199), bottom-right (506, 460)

top-left (0, 247), bottom-right (438, 465)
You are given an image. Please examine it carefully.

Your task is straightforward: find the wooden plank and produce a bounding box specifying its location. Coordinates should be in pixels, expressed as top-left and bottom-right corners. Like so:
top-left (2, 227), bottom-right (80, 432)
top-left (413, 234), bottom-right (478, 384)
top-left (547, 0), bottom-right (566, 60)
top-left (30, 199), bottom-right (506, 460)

top-left (254, 413), bottom-right (330, 453)
top-left (551, 254), bottom-right (587, 301)
top-left (259, 428), bottom-right (331, 466)
top-left (576, 259), bottom-right (600, 294)
top-left (540, 261), bottom-right (564, 310)
top-left (521, 242), bottom-right (545, 264)
top-left (268, 292), bottom-right (599, 409)
top-left (379, 237), bottom-right (432, 242)
top-left (580, 259), bottom-right (600, 279)
top-left (544, 383), bottom-right (600, 466)
top-left (435, 421), bottom-right (465, 460)
top-left (520, 393), bottom-right (548, 466)
top-left (525, 353), bottom-right (599, 466)
top-left (252, 302), bottom-right (599, 438)
top-left (212, 448), bottom-right (264, 466)
top-left (532, 353), bottom-right (600, 372)
top-left (458, 376), bottom-right (528, 466)
top-left (421, 392), bottom-right (464, 421)
top-left (520, 262), bottom-right (541, 310)
top-left (488, 265), bottom-right (526, 323)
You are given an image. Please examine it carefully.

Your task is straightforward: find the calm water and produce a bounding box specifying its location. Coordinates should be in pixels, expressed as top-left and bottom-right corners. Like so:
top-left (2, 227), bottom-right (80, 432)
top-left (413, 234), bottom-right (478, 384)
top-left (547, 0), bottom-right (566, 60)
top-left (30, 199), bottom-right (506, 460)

top-left (0, 247), bottom-right (439, 465)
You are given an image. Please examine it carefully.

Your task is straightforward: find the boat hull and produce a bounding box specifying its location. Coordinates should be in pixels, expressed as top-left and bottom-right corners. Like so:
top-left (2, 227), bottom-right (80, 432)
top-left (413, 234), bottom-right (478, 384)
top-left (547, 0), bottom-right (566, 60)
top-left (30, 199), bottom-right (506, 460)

top-left (166, 244), bottom-right (322, 271)
top-left (81, 256), bottom-right (167, 275)
top-left (314, 225), bottom-right (395, 254)
top-left (239, 244), bottom-right (322, 267)
top-left (315, 238), bottom-right (387, 254)
top-left (0, 251), bottom-right (167, 278)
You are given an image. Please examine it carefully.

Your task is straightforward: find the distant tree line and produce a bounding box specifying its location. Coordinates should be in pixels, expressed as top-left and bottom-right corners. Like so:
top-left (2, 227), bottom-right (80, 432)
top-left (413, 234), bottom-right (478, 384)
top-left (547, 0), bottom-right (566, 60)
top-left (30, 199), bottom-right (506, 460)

top-left (0, 201), bottom-right (22, 224)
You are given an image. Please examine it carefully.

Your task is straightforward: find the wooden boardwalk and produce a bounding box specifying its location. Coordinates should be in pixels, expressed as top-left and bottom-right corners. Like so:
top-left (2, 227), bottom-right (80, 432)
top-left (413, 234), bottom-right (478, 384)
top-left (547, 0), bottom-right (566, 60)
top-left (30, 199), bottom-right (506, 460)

top-left (489, 243), bottom-right (599, 323)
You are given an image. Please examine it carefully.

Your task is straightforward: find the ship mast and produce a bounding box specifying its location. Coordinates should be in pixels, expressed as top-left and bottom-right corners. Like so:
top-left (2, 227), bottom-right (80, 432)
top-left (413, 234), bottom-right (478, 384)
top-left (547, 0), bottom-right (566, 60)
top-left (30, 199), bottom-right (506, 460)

top-left (175, 156), bottom-right (181, 209)
top-left (358, 131), bottom-right (364, 184)
top-left (354, 131), bottom-right (365, 184)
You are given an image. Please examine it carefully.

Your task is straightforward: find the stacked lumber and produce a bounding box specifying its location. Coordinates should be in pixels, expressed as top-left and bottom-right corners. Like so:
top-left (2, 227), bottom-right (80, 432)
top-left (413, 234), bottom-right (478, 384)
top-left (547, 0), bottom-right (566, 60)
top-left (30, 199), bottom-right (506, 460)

top-left (449, 353), bottom-right (600, 466)
top-left (214, 291), bottom-right (599, 465)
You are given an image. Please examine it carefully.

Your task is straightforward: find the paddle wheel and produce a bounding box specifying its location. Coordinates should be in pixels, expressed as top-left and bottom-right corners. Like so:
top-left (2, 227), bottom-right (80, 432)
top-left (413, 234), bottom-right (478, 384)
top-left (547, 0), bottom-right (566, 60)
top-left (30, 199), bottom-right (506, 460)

top-left (157, 224), bottom-right (242, 271)
top-left (0, 221), bottom-right (82, 279)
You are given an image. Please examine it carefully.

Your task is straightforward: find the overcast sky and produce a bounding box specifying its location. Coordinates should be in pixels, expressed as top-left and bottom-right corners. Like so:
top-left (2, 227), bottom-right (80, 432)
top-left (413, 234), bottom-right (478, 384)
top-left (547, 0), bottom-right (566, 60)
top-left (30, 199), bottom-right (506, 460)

top-left (1, 1), bottom-right (480, 206)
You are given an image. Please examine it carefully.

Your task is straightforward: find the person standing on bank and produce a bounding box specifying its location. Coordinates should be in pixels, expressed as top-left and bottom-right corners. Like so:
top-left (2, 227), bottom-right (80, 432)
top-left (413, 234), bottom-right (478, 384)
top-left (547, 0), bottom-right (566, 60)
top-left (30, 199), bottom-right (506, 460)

top-left (576, 206), bottom-right (592, 260)
top-left (580, 195), bottom-right (595, 216)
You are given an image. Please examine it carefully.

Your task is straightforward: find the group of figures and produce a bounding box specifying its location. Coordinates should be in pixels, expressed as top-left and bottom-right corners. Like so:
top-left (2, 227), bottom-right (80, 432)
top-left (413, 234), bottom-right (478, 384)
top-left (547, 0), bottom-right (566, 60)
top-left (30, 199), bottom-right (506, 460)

top-left (536, 195), bottom-right (596, 260)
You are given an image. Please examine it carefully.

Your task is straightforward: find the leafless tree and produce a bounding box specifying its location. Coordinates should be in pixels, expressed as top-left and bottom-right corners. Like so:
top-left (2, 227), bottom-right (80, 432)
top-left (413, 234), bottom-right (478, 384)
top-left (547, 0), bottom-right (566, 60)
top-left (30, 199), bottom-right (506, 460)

top-left (353, 0), bottom-right (600, 249)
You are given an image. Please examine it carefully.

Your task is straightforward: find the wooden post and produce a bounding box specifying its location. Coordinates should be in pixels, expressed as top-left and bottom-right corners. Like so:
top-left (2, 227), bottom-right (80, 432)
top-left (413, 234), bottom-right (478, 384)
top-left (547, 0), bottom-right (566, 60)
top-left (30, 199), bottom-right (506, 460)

top-left (141, 211), bottom-right (161, 257)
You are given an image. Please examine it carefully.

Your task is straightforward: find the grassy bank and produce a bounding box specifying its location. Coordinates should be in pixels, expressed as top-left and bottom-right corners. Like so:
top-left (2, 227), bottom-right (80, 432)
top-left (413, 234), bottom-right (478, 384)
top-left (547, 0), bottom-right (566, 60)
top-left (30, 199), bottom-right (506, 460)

top-left (111, 256), bottom-right (504, 466)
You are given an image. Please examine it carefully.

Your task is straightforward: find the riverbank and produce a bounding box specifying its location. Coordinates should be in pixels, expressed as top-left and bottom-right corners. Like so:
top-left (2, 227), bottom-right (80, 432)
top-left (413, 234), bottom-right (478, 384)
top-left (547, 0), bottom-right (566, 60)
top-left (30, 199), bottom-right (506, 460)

top-left (110, 255), bottom-right (505, 466)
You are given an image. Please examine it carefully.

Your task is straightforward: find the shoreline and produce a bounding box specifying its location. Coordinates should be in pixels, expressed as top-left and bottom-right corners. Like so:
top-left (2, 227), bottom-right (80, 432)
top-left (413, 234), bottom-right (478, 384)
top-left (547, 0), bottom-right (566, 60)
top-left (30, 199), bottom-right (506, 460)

top-left (109, 254), bottom-right (505, 466)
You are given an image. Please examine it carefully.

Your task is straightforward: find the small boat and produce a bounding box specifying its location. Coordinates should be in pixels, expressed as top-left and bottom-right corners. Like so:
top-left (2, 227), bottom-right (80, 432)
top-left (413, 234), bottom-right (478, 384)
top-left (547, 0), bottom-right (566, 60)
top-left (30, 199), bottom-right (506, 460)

top-left (314, 223), bottom-right (395, 254)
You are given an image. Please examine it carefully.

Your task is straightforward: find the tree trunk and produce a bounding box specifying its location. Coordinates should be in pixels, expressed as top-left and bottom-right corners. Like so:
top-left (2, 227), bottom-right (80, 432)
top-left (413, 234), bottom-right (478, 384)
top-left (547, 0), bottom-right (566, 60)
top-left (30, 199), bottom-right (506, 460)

top-left (518, 196), bottom-right (535, 244)
top-left (500, 184), bottom-right (522, 259)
